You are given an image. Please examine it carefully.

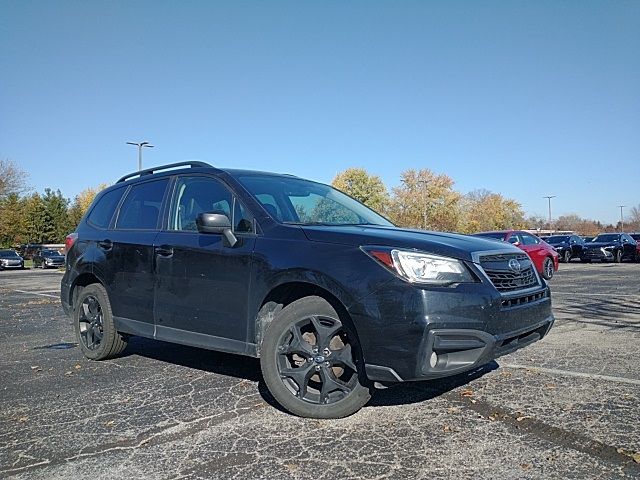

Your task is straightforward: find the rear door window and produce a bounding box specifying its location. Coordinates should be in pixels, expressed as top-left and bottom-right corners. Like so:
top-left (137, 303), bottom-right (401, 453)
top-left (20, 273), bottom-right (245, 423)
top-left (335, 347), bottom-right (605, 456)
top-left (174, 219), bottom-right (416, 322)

top-left (116, 179), bottom-right (168, 230)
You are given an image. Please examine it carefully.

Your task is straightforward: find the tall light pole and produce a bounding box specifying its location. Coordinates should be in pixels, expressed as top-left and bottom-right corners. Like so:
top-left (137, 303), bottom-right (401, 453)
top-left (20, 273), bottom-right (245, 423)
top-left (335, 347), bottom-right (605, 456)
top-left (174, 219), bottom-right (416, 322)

top-left (543, 195), bottom-right (555, 233)
top-left (126, 141), bottom-right (154, 171)
top-left (618, 205), bottom-right (626, 231)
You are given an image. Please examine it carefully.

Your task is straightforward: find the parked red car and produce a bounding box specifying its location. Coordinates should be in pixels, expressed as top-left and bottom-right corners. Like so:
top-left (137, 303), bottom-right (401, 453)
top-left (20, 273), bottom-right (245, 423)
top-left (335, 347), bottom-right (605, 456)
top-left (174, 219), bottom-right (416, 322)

top-left (472, 230), bottom-right (559, 280)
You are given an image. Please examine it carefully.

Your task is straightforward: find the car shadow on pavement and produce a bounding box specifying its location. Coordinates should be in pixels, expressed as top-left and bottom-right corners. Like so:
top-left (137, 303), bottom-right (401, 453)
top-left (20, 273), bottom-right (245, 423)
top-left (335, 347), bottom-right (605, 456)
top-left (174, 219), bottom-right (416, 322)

top-left (367, 361), bottom-right (498, 408)
top-left (121, 336), bottom-right (498, 414)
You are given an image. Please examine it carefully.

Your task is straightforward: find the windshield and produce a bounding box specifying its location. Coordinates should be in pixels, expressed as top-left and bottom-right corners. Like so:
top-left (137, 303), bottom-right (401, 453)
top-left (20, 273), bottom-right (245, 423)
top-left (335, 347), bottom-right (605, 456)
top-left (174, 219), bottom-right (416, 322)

top-left (593, 234), bottom-right (620, 243)
top-left (473, 232), bottom-right (507, 240)
top-left (547, 236), bottom-right (569, 243)
top-left (0, 250), bottom-right (19, 258)
top-left (42, 250), bottom-right (61, 257)
top-left (237, 175), bottom-right (393, 227)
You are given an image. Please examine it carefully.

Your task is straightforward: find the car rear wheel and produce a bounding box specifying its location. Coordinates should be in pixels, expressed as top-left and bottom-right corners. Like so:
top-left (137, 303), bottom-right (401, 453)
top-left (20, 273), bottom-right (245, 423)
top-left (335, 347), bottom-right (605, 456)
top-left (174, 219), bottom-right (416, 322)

top-left (260, 296), bottom-right (371, 418)
top-left (614, 250), bottom-right (622, 263)
top-left (563, 250), bottom-right (571, 263)
top-left (74, 283), bottom-right (127, 360)
top-left (541, 257), bottom-right (554, 280)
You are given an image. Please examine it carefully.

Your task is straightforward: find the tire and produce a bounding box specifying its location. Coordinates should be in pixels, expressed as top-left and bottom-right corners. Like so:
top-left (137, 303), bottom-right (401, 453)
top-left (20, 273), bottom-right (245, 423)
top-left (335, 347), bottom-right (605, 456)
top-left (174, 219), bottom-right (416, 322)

top-left (541, 257), bottom-right (554, 280)
top-left (614, 250), bottom-right (622, 263)
top-left (563, 250), bottom-right (571, 263)
top-left (260, 296), bottom-right (372, 419)
top-left (74, 283), bottom-right (127, 360)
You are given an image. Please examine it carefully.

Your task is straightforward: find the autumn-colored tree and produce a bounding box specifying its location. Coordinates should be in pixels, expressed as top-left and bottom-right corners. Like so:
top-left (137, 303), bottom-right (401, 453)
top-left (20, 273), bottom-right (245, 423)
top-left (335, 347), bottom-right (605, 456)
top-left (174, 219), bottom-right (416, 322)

top-left (0, 194), bottom-right (26, 247)
top-left (387, 169), bottom-right (461, 231)
top-left (332, 168), bottom-right (389, 214)
top-left (68, 183), bottom-right (109, 228)
top-left (459, 189), bottom-right (526, 233)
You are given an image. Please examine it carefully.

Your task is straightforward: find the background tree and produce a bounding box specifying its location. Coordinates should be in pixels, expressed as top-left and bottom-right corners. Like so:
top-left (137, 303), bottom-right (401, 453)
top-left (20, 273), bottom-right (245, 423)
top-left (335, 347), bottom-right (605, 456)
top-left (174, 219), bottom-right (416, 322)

top-left (459, 189), bottom-right (526, 233)
top-left (21, 193), bottom-right (47, 243)
top-left (41, 188), bottom-right (71, 242)
top-left (332, 168), bottom-right (389, 214)
top-left (627, 204), bottom-right (640, 231)
top-left (68, 183), bottom-right (109, 228)
top-left (0, 194), bottom-right (26, 247)
top-left (388, 169), bottom-right (461, 231)
top-left (0, 159), bottom-right (28, 200)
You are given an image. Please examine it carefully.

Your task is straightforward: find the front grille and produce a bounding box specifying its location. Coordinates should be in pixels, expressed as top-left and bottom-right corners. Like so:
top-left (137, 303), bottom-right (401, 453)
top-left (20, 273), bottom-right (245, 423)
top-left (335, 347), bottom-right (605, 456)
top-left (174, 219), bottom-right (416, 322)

top-left (501, 290), bottom-right (547, 308)
top-left (479, 252), bottom-right (539, 293)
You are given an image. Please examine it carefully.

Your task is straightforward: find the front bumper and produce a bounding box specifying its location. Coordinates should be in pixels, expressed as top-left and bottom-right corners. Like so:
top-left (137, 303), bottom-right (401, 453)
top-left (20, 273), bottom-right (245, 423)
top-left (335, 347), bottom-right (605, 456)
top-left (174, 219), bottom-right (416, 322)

top-left (365, 315), bottom-right (554, 382)
top-left (0, 261), bottom-right (24, 269)
top-left (582, 248), bottom-right (614, 260)
top-left (350, 271), bottom-right (554, 383)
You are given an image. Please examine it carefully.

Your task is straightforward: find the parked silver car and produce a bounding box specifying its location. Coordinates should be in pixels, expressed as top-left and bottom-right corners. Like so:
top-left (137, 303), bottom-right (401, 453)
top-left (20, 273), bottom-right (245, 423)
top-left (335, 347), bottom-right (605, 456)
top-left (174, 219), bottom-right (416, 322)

top-left (0, 249), bottom-right (25, 270)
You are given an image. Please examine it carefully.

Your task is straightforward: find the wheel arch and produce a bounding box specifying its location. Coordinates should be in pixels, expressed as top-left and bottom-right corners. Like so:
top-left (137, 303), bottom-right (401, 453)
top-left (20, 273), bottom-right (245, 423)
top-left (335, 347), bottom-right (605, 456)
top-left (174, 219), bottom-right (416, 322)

top-left (253, 280), bottom-right (358, 357)
top-left (69, 271), bottom-right (105, 310)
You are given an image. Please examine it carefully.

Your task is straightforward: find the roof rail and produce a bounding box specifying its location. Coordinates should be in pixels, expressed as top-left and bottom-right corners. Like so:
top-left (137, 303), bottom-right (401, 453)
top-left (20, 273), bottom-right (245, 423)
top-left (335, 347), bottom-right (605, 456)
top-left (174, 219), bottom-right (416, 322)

top-left (116, 161), bottom-right (213, 183)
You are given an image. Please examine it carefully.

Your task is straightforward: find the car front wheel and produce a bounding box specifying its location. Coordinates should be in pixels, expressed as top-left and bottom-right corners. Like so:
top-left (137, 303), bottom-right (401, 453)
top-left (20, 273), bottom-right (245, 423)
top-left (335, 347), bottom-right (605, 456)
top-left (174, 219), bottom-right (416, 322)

top-left (260, 296), bottom-right (371, 419)
top-left (542, 257), bottom-right (554, 280)
top-left (563, 250), bottom-right (571, 263)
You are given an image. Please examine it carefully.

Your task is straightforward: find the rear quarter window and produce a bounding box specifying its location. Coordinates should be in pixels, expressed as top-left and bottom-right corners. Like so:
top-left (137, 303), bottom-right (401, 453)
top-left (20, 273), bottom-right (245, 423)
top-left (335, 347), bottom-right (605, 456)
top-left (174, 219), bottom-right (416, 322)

top-left (86, 187), bottom-right (126, 229)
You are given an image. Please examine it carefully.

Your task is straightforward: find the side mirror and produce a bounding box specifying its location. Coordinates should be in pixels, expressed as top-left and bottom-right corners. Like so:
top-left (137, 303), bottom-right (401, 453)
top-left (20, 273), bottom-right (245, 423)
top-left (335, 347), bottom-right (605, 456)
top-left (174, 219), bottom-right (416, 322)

top-left (196, 212), bottom-right (238, 247)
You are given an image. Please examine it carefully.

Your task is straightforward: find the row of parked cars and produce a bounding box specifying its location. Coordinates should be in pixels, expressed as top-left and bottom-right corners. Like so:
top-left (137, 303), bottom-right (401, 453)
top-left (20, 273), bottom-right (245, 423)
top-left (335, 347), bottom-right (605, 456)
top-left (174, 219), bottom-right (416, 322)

top-left (0, 248), bottom-right (66, 271)
top-left (468, 231), bottom-right (640, 281)
top-left (543, 233), bottom-right (640, 264)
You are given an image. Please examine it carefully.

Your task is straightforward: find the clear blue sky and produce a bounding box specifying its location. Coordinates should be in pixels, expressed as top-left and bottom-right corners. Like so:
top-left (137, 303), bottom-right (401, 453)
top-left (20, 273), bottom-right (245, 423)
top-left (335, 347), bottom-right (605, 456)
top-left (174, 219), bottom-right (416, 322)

top-left (2, 0), bottom-right (639, 224)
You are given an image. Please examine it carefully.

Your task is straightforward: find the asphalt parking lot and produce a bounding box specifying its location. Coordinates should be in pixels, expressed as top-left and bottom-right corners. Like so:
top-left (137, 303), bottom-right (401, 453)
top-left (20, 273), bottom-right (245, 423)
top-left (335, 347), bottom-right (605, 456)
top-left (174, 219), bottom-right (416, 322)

top-left (1, 264), bottom-right (639, 479)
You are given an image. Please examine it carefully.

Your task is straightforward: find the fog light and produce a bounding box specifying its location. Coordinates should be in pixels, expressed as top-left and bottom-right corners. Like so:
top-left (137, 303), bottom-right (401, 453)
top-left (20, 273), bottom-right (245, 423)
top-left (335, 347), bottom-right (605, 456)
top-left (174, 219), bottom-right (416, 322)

top-left (429, 352), bottom-right (438, 368)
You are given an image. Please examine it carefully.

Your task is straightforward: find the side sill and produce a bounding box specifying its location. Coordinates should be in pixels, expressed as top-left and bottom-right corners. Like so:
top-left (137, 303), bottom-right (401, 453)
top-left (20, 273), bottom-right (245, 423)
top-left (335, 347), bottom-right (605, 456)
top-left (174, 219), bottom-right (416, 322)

top-left (113, 317), bottom-right (258, 357)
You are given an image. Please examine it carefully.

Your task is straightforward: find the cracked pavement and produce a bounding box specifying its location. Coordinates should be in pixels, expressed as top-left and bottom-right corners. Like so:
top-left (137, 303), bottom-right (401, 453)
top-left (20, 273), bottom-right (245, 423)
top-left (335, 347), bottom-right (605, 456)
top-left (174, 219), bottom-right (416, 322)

top-left (1, 264), bottom-right (639, 479)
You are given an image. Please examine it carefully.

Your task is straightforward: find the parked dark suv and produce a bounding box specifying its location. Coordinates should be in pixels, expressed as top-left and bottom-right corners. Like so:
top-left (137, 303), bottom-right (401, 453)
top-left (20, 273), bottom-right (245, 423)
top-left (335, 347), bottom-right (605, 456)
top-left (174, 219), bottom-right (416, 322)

top-left (61, 162), bottom-right (554, 418)
top-left (545, 235), bottom-right (585, 263)
top-left (580, 233), bottom-right (638, 263)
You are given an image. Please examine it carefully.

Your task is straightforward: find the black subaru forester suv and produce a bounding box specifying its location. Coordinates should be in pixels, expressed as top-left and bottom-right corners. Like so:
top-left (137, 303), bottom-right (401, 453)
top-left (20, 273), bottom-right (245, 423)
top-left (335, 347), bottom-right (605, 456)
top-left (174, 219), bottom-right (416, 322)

top-left (62, 162), bottom-right (554, 418)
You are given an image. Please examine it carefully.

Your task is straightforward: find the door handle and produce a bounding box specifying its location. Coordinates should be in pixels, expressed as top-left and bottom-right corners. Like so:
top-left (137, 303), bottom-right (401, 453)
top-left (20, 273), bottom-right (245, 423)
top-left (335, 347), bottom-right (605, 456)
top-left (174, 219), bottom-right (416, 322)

top-left (98, 240), bottom-right (113, 251)
top-left (155, 246), bottom-right (173, 257)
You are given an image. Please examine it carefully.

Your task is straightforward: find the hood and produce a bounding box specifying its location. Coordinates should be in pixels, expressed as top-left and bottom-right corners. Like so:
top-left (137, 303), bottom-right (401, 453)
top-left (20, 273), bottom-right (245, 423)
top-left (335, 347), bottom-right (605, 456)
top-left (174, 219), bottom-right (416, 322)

top-left (300, 225), bottom-right (521, 262)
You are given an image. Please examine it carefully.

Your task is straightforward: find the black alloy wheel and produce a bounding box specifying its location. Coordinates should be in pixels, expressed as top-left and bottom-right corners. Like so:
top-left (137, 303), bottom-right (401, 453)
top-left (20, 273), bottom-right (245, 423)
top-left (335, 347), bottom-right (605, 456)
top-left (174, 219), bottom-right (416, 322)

top-left (74, 283), bottom-right (127, 360)
top-left (78, 295), bottom-right (104, 350)
top-left (261, 296), bottom-right (371, 418)
top-left (542, 257), bottom-right (554, 280)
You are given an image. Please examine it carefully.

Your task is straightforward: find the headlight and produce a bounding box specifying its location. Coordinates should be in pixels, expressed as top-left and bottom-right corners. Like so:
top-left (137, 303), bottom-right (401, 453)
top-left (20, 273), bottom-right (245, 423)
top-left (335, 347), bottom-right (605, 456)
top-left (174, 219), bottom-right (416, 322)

top-left (363, 247), bottom-right (475, 285)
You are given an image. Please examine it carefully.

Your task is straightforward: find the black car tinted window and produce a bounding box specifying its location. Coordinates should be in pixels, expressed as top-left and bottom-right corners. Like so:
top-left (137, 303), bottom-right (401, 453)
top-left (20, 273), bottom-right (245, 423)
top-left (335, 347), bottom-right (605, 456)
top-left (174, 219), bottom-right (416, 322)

top-left (116, 180), bottom-right (168, 230)
top-left (0, 250), bottom-right (19, 258)
top-left (233, 198), bottom-right (254, 233)
top-left (170, 176), bottom-right (232, 231)
top-left (87, 187), bottom-right (126, 229)
top-left (594, 234), bottom-right (619, 243)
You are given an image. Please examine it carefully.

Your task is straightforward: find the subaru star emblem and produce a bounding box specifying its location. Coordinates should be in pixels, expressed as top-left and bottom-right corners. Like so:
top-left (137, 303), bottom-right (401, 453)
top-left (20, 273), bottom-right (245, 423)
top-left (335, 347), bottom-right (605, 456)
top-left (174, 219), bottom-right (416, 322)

top-left (508, 259), bottom-right (522, 273)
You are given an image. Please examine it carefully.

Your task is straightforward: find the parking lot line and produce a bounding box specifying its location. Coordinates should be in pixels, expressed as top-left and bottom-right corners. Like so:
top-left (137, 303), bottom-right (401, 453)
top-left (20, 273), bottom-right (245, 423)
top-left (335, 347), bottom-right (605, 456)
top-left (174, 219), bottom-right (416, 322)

top-left (551, 291), bottom-right (639, 298)
top-left (12, 289), bottom-right (59, 299)
top-left (503, 364), bottom-right (640, 386)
